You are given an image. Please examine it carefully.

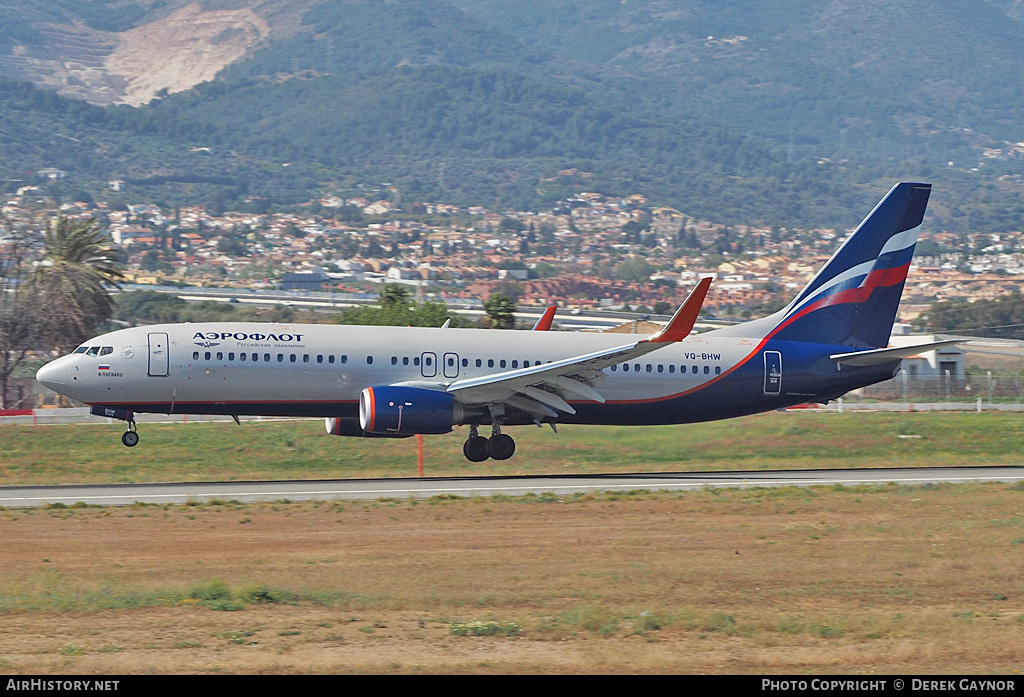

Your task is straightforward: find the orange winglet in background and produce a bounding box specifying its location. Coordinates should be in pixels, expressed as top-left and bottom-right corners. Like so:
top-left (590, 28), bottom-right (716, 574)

top-left (645, 276), bottom-right (713, 344)
top-left (531, 305), bottom-right (557, 331)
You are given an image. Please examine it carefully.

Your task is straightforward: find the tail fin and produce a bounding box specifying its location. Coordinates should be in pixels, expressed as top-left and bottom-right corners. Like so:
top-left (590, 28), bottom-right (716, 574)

top-left (765, 182), bottom-right (931, 348)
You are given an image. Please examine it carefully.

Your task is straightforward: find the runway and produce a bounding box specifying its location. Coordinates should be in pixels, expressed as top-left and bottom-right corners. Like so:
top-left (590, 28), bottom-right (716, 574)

top-left (1, 466), bottom-right (1022, 508)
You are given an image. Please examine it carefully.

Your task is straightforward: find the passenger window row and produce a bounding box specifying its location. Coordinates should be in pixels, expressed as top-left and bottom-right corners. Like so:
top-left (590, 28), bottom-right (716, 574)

top-left (188, 350), bottom-right (720, 376)
top-left (192, 351), bottom-right (350, 364)
top-left (609, 363), bottom-right (722, 375)
top-left (389, 356), bottom-right (552, 369)
top-left (188, 350), bottom-right (563, 371)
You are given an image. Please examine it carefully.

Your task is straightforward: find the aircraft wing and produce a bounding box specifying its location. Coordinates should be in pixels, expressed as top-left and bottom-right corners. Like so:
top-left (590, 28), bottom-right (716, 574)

top-left (446, 278), bottom-right (712, 421)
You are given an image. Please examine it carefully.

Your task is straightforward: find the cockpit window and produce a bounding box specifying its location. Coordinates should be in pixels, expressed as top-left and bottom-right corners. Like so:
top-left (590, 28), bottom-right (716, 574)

top-left (85, 347), bottom-right (100, 357)
top-left (99, 346), bottom-right (113, 356)
top-left (73, 346), bottom-right (90, 354)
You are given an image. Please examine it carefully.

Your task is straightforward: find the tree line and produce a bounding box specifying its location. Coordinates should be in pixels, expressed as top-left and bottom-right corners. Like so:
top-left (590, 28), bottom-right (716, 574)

top-left (916, 293), bottom-right (1024, 340)
top-left (116, 285), bottom-right (513, 330)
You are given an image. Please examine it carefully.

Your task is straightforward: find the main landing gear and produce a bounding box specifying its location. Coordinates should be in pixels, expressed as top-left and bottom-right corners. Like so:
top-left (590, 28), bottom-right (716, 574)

top-left (462, 423), bottom-right (515, 462)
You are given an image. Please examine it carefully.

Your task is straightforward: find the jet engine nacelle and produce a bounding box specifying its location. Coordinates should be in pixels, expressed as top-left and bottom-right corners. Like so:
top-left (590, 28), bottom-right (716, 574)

top-left (324, 417), bottom-right (412, 438)
top-left (358, 386), bottom-right (463, 436)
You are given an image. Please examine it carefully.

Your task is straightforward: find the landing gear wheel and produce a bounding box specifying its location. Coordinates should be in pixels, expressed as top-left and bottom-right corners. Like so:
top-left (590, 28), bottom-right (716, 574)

top-left (121, 430), bottom-right (139, 448)
top-left (463, 436), bottom-right (489, 462)
top-left (486, 433), bottom-right (516, 461)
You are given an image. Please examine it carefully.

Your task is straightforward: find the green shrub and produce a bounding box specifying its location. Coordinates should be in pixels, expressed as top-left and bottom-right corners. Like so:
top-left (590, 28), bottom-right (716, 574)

top-left (239, 582), bottom-right (283, 604)
top-left (188, 579), bottom-right (231, 601)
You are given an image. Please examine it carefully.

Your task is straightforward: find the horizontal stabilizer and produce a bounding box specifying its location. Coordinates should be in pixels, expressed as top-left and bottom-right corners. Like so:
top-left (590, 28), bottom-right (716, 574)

top-left (830, 340), bottom-right (961, 367)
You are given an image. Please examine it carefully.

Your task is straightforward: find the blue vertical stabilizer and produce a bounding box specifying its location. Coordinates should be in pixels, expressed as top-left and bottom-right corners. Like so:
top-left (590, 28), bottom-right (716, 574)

top-left (749, 182), bottom-right (931, 348)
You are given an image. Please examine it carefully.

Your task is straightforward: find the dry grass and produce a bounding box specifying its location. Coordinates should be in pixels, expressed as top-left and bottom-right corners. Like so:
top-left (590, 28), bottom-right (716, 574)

top-left (1, 483), bottom-right (1023, 673)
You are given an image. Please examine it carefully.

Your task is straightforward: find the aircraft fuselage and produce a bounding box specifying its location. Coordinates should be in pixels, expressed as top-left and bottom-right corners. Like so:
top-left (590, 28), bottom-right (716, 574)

top-left (38, 321), bottom-right (893, 426)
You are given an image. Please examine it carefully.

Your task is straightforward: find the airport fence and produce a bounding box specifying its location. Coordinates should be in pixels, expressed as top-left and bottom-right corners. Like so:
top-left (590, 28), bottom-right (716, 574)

top-left (845, 370), bottom-right (1024, 405)
top-left (0, 406), bottom-right (296, 425)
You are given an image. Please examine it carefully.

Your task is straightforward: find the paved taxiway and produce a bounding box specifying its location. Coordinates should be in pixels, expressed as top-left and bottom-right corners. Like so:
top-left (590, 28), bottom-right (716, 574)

top-left (1, 466), bottom-right (1022, 508)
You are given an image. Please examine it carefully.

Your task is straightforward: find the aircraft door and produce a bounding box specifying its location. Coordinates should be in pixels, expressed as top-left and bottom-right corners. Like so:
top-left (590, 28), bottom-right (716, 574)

top-left (763, 350), bottom-right (782, 395)
top-left (420, 352), bottom-right (437, 378)
top-left (443, 352), bottom-right (459, 379)
top-left (148, 332), bottom-right (170, 377)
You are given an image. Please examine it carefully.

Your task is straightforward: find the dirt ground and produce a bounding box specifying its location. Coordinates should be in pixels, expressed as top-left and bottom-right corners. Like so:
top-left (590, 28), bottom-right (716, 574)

top-left (1, 486), bottom-right (1023, 674)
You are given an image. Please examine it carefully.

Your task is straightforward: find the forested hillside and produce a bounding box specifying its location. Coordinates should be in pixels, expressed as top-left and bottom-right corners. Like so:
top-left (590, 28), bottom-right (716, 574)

top-left (0, 68), bottom-right (918, 227)
top-left (218, 0), bottom-right (550, 79)
top-left (451, 0), bottom-right (1024, 159)
top-left (2, 0), bottom-right (1024, 230)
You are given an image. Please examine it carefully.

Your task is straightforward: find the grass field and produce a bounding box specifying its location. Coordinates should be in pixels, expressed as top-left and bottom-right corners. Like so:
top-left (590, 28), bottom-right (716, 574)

top-left (0, 484), bottom-right (1022, 673)
top-left (2, 411), bottom-right (1024, 674)
top-left (3, 411), bottom-right (1024, 486)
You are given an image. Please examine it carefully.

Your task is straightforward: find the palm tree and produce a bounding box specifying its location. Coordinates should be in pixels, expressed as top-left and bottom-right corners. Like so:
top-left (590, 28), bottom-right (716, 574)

top-left (28, 217), bottom-right (123, 353)
top-left (379, 283), bottom-right (412, 310)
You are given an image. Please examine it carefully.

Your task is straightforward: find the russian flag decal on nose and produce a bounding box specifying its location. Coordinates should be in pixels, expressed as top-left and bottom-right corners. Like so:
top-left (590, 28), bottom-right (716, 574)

top-left (98, 364), bottom-right (110, 370)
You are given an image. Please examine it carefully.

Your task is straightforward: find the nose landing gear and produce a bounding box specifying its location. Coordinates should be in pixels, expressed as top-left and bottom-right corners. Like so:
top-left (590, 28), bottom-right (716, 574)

top-left (121, 430), bottom-right (139, 447)
top-left (121, 418), bottom-right (139, 448)
top-left (89, 405), bottom-right (139, 447)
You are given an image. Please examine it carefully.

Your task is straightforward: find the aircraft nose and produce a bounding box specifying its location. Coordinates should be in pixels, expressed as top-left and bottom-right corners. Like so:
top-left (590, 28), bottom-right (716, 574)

top-left (36, 359), bottom-right (68, 389)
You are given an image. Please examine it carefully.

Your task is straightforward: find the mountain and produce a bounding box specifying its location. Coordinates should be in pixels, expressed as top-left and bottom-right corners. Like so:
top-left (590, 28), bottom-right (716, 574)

top-left (0, 1), bottom-right (289, 106)
top-left (449, 0), bottom-right (1024, 156)
top-left (2, 0), bottom-right (1024, 231)
top-left (0, 0), bottom-right (546, 106)
top-left (1, 68), bottom-right (872, 227)
top-left (10, 0), bottom-right (1024, 152)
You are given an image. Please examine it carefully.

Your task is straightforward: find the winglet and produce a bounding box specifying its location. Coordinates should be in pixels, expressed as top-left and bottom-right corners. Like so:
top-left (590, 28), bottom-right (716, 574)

top-left (532, 306), bottom-right (557, 331)
top-left (644, 277), bottom-right (713, 343)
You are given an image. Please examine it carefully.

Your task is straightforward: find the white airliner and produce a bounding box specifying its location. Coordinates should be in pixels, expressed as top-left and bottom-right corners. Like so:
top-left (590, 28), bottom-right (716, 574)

top-left (36, 183), bottom-right (954, 461)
